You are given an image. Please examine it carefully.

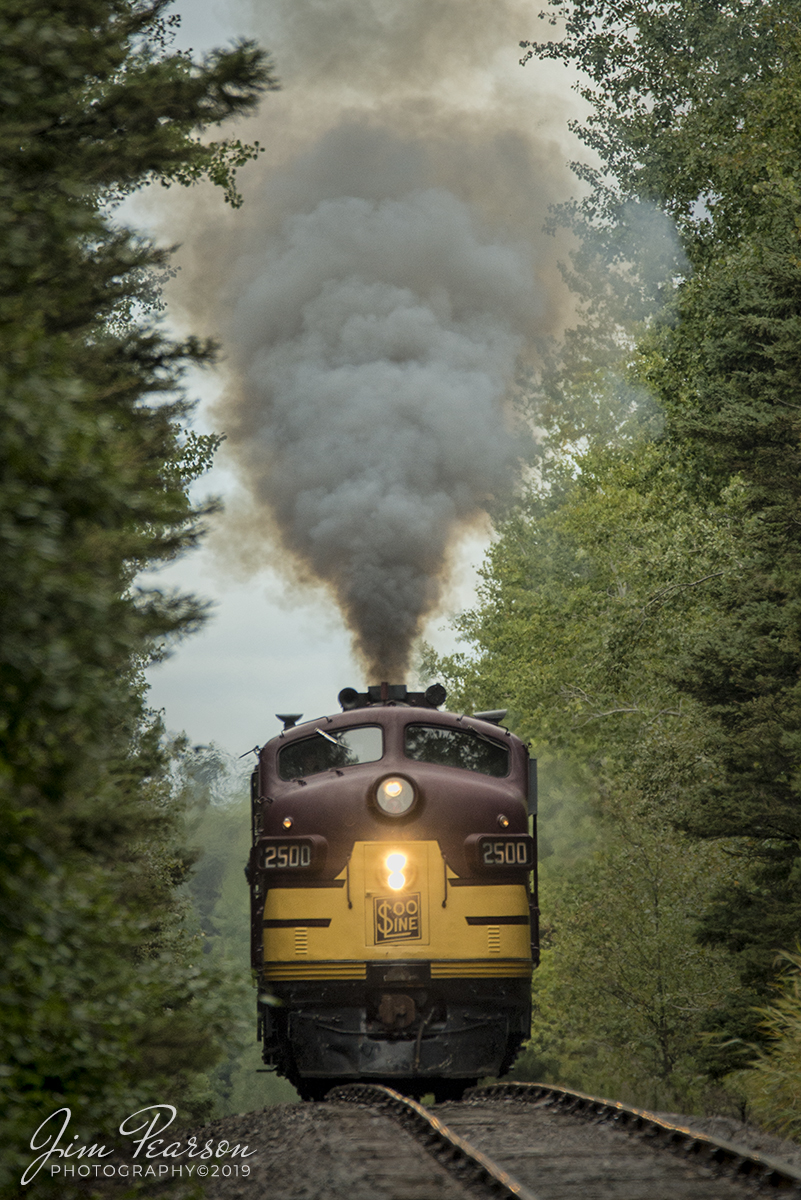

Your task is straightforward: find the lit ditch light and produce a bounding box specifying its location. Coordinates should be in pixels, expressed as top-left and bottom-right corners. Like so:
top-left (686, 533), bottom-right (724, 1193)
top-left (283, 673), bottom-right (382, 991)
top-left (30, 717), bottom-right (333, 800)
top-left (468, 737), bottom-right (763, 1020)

top-left (385, 851), bottom-right (407, 891)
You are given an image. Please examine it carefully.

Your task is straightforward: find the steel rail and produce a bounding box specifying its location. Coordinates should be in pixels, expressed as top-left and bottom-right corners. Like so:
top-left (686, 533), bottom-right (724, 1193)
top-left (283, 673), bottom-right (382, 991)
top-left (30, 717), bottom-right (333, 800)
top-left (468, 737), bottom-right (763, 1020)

top-left (468, 1082), bottom-right (801, 1194)
top-left (327, 1083), bottom-right (539, 1200)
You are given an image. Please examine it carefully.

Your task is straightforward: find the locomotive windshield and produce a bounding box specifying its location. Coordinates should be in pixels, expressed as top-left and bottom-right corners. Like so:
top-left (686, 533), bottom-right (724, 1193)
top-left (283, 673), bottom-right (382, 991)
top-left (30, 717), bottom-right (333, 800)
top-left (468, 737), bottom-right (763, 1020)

top-left (278, 725), bottom-right (383, 780)
top-left (404, 724), bottom-right (509, 777)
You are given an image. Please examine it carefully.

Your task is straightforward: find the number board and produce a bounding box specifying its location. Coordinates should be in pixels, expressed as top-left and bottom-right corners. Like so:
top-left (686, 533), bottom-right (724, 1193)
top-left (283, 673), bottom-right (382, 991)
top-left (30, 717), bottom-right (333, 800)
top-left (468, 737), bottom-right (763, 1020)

top-left (260, 839), bottom-right (316, 871)
top-left (478, 836), bottom-right (534, 870)
top-left (373, 894), bottom-right (422, 943)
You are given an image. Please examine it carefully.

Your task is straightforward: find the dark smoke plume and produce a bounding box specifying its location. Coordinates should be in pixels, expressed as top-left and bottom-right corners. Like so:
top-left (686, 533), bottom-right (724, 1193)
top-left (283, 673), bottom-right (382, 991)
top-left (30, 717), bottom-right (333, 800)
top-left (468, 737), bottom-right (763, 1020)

top-left (169, 0), bottom-right (577, 679)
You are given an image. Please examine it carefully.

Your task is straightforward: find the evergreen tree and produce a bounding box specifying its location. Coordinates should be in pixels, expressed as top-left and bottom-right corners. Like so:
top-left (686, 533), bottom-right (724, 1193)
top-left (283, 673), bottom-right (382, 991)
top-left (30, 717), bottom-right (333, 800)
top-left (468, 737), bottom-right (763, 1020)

top-left (520, 0), bottom-right (801, 1066)
top-left (0, 1), bottom-right (275, 1191)
top-left (177, 746), bottom-right (298, 1113)
top-left (428, 0), bottom-right (801, 1094)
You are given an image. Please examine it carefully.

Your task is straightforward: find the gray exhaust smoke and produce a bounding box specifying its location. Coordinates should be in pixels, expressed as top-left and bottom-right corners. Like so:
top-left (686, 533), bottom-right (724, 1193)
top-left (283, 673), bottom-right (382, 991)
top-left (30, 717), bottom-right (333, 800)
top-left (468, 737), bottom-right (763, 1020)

top-left (170, 0), bottom-right (577, 679)
top-left (224, 175), bottom-right (536, 677)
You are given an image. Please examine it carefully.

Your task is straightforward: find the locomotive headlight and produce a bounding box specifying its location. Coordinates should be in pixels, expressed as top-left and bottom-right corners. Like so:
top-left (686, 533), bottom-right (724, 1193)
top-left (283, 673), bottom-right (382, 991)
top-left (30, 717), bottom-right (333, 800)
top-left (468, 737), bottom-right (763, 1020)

top-left (375, 776), bottom-right (415, 816)
top-left (385, 852), bottom-right (407, 891)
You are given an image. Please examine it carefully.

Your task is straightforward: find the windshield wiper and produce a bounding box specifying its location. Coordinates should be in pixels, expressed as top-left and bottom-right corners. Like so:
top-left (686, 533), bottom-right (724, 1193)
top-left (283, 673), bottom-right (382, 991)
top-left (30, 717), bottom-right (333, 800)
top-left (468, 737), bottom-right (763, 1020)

top-left (467, 727), bottom-right (500, 747)
top-left (315, 727), bottom-right (343, 746)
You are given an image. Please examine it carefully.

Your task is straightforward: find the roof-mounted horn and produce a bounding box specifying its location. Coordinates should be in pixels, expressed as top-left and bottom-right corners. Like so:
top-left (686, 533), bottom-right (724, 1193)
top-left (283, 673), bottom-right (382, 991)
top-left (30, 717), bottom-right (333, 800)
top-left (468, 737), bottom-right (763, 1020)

top-left (276, 713), bottom-right (303, 730)
top-left (474, 709), bottom-right (508, 726)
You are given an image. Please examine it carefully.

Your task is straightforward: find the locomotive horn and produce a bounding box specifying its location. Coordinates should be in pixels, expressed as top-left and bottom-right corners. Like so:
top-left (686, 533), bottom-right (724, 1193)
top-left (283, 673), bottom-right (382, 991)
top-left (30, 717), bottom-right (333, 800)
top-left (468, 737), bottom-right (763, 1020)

top-left (276, 713), bottom-right (303, 729)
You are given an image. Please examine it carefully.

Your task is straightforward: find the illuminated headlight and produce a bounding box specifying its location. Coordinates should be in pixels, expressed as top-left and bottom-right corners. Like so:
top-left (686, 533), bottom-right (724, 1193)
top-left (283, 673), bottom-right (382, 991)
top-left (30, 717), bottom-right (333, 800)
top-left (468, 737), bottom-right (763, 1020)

top-left (385, 852), bottom-right (407, 890)
top-left (375, 776), bottom-right (415, 816)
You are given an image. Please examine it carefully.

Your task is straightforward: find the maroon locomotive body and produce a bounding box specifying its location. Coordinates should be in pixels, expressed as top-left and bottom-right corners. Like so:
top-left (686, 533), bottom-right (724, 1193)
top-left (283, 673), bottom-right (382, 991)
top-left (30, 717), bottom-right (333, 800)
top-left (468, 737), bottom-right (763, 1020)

top-left (247, 683), bottom-right (538, 1100)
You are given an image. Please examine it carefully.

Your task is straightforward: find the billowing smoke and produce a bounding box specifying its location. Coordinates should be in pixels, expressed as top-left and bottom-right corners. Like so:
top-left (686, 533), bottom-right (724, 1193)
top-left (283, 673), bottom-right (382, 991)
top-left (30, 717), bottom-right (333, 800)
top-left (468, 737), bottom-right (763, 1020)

top-left (170, 0), bottom-right (578, 679)
top-left (223, 176), bottom-right (536, 676)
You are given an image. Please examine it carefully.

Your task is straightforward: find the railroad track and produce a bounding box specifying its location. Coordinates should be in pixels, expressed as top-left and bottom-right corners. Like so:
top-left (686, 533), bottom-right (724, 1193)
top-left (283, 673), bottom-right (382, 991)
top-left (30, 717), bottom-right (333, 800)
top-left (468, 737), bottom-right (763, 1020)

top-left (329, 1081), bottom-right (801, 1200)
top-left (187, 1080), bottom-right (801, 1199)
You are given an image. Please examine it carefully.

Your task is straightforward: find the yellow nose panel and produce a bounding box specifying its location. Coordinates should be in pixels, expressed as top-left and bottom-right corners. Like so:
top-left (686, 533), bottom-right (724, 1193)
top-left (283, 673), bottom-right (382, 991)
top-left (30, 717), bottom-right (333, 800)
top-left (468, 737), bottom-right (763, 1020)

top-left (261, 838), bottom-right (532, 971)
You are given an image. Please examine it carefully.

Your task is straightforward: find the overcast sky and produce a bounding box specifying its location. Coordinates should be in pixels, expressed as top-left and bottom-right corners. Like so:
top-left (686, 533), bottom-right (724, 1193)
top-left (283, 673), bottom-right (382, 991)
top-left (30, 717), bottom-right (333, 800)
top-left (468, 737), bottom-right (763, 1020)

top-left (140, 0), bottom-right (580, 756)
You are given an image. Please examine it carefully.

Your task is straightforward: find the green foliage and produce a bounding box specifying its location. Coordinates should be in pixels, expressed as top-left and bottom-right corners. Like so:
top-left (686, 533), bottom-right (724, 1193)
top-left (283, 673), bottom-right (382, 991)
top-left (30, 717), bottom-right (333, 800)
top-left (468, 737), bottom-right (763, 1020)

top-left (178, 747), bottom-right (298, 1113)
top-left (471, 0), bottom-right (801, 1086)
top-left (735, 951), bottom-right (801, 1137)
top-left (0, 0), bottom-right (273, 201)
top-left (514, 821), bottom-right (739, 1111)
top-left (426, 0), bottom-right (801, 1105)
top-left (0, 723), bottom-right (244, 1193)
top-left (2, 859), bottom-right (228, 1126)
top-left (433, 440), bottom-right (739, 811)
top-left (0, 1), bottom-right (276, 1193)
top-left (429, 436), bottom-right (748, 1107)
top-left (522, 0), bottom-right (801, 249)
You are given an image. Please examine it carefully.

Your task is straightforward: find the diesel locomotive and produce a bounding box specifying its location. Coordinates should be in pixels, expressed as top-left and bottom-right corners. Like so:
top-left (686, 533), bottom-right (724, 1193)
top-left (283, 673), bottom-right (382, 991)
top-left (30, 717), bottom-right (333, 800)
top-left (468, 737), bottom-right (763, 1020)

top-left (246, 683), bottom-right (538, 1101)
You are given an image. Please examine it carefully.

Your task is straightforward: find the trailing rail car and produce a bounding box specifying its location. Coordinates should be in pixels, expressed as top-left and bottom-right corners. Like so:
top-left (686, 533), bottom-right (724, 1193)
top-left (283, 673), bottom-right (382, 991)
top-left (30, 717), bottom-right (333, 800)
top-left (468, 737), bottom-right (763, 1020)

top-left (246, 683), bottom-right (538, 1101)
